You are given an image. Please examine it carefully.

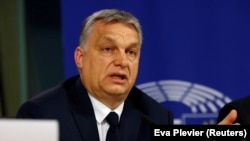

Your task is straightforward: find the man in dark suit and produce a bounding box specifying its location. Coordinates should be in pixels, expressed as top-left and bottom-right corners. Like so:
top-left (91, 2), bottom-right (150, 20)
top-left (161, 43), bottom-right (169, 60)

top-left (217, 96), bottom-right (250, 125)
top-left (16, 9), bottom-right (173, 141)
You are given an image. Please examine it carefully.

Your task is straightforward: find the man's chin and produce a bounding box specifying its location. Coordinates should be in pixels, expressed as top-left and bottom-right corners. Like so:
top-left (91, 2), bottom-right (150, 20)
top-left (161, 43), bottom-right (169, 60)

top-left (106, 89), bottom-right (128, 96)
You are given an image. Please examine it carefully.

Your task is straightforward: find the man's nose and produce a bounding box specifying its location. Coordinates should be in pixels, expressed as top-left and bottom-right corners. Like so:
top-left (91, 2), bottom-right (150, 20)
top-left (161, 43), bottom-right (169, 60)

top-left (114, 51), bottom-right (128, 67)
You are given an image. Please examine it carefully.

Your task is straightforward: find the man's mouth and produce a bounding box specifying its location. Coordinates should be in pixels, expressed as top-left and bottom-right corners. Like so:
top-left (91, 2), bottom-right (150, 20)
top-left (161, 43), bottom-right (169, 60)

top-left (111, 74), bottom-right (126, 80)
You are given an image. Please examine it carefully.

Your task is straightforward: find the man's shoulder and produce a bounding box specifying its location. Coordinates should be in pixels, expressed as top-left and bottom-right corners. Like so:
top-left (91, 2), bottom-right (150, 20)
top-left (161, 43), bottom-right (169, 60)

top-left (130, 86), bottom-right (164, 106)
top-left (16, 76), bottom-right (81, 118)
top-left (129, 86), bottom-right (173, 124)
top-left (29, 75), bottom-right (81, 102)
top-left (129, 86), bottom-right (173, 114)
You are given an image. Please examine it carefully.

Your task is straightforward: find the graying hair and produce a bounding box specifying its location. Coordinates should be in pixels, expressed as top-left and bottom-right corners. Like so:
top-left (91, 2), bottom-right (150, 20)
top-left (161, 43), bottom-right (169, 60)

top-left (79, 9), bottom-right (143, 49)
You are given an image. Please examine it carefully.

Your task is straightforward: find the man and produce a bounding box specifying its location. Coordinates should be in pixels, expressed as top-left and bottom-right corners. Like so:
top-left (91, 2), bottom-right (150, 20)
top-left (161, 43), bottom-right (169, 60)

top-left (16, 9), bottom-right (173, 141)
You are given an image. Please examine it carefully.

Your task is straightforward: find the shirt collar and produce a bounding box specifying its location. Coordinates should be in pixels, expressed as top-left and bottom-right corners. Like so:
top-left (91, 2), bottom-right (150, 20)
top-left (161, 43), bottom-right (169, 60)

top-left (88, 93), bottom-right (124, 124)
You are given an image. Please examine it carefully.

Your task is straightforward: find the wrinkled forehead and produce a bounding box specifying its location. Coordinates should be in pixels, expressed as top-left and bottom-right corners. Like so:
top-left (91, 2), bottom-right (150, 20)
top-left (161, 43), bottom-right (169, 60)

top-left (90, 21), bottom-right (140, 46)
top-left (92, 20), bottom-right (140, 41)
top-left (93, 19), bottom-right (138, 32)
top-left (95, 20), bottom-right (140, 41)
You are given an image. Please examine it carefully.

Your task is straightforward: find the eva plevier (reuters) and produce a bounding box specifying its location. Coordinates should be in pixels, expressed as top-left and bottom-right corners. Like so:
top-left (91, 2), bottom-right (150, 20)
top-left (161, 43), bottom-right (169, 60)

top-left (151, 125), bottom-right (249, 140)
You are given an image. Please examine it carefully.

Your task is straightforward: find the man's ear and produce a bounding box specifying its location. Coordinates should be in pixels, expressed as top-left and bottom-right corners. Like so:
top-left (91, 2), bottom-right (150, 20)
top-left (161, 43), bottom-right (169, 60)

top-left (74, 46), bottom-right (84, 68)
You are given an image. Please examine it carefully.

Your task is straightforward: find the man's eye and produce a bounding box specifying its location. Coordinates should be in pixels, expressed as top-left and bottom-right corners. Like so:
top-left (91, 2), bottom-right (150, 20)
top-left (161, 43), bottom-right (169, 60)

top-left (101, 47), bottom-right (114, 56)
top-left (103, 47), bottom-right (111, 52)
top-left (127, 50), bottom-right (136, 56)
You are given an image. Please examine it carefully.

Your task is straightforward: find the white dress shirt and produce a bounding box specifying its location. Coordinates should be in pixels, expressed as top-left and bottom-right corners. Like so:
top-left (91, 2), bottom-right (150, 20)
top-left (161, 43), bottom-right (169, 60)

top-left (88, 93), bottom-right (124, 141)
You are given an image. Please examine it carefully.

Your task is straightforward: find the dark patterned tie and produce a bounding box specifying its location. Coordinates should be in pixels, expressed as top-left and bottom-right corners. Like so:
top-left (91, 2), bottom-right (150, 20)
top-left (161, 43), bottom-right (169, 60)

top-left (106, 112), bottom-right (121, 141)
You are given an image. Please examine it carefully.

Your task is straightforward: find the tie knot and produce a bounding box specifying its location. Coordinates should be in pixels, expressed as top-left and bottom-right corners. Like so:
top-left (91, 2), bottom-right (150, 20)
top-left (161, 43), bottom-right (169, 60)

top-left (106, 112), bottom-right (119, 126)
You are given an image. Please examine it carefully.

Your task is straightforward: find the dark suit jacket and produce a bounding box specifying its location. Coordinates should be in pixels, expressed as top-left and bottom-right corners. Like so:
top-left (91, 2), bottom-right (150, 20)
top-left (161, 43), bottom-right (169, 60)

top-left (16, 75), bottom-right (173, 141)
top-left (217, 95), bottom-right (250, 124)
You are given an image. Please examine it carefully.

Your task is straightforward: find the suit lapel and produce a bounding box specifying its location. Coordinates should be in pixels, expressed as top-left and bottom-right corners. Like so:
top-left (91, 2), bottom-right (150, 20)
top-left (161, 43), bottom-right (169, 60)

top-left (71, 110), bottom-right (99, 141)
top-left (67, 78), bottom-right (100, 141)
top-left (119, 97), bottom-right (142, 141)
top-left (119, 87), bottom-right (155, 141)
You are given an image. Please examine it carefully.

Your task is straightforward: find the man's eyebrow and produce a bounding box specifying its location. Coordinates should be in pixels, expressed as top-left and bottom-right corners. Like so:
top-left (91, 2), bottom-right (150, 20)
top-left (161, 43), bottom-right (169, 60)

top-left (101, 35), bottom-right (140, 47)
top-left (101, 35), bottom-right (116, 43)
top-left (128, 42), bottom-right (140, 48)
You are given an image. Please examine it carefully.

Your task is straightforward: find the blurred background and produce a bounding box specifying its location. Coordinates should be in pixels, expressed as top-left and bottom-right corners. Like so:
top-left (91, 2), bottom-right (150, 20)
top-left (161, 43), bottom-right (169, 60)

top-left (0, 0), bottom-right (63, 117)
top-left (1, 0), bottom-right (250, 124)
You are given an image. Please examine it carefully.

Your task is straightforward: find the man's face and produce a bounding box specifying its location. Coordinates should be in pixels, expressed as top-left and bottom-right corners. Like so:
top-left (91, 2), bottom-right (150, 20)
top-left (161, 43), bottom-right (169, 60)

top-left (75, 20), bottom-right (141, 101)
